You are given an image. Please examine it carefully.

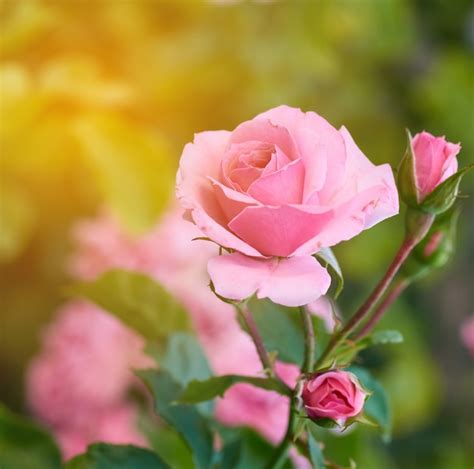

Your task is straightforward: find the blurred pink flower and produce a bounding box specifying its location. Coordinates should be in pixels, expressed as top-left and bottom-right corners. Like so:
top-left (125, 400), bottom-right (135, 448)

top-left (56, 404), bottom-right (147, 461)
top-left (26, 300), bottom-right (151, 458)
top-left (460, 316), bottom-right (474, 357)
top-left (28, 208), bottom-right (308, 465)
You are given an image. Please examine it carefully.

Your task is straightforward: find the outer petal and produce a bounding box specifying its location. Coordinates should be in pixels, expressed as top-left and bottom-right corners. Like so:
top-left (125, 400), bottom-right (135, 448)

top-left (208, 253), bottom-right (330, 307)
top-left (228, 205), bottom-right (333, 257)
top-left (338, 125), bottom-right (399, 227)
top-left (291, 185), bottom-right (391, 256)
top-left (176, 130), bottom-right (230, 213)
top-left (210, 177), bottom-right (260, 221)
top-left (176, 130), bottom-right (264, 257)
top-left (192, 208), bottom-right (263, 257)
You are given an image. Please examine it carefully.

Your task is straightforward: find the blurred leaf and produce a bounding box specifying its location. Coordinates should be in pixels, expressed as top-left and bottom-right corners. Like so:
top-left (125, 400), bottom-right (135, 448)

top-left (307, 424), bottom-right (327, 469)
top-left (0, 404), bottom-right (61, 469)
top-left (247, 298), bottom-right (304, 366)
top-left (177, 375), bottom-right (290, 405)
top-left (348, 366), bottom-right (391, 441)
top-left (73, 113), bottom-right (174, 232)
top-left (0, 183), bottom-right (35, 263)
top-left (220, 428), bottom-right (293, 469)
top-left (139, 420), bottom-right (194, 469)
top-left (161, 333), bottom-right (212, 386)
top-left (161, 333), bottom-right (213, 416)
top-left (315, 247), bottom-right (344, 298)
top-left (137, 369), bottom-right (214, 469)
top-left (70, 269), bottom-right (189, 341)
top-left (65, 443), bottom-right (168, 469)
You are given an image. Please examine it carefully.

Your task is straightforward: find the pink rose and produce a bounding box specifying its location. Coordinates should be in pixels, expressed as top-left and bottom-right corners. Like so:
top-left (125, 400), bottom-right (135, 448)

top-left (302, 370), bottom-right (367, 425)
top-left (177, 105), bottom-right (398, 306)
top-left (411, 131), bottom-right (461, 202)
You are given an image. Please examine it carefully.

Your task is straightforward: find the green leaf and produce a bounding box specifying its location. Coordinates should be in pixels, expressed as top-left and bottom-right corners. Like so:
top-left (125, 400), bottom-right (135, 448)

top-left (160, 332), bottom-right (214, 416)
top-left (161, 333), bottom-right (212, 386)
top-left (421, 164), bottom-right (473, 215)
top-left (0, 404), bottom-right (61, 469)
top-left (69, 269), bottom-right (189, 341)
top-left (137, 413), bottom-right (194, 469)
top-left (247, 298), bottom-right (304, 366)
top-left (315, 247), bottom-right (344, 298)
top-left (177, 375), bottom-right (290, 404)
top-left (330, 330), bottom-right (403, 368)
top-left (307, 426), bottom-right (327, 469)
top-left (73, 113), bottom-right (175, 233)
top-left (347, 366), bottom-right (391, 441)
top-left (137, 369), bottom-right (214, 469)
top-left (65, 443), bottom-right (168, 469)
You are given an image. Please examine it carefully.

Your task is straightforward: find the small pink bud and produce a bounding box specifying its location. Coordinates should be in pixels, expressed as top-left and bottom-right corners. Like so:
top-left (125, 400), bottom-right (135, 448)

top-left (411, 131), bottom-right (460, 202)
top-left (302, 370), bottom-right (367, 425)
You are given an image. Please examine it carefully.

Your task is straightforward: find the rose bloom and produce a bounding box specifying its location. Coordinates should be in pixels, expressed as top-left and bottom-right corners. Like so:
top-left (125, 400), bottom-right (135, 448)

top-left (177, 105), bottom-right (398, 307)
top-left (302, 370), bottom-right (367, 425)
top-left (411, 131), bottom-right (461, 202)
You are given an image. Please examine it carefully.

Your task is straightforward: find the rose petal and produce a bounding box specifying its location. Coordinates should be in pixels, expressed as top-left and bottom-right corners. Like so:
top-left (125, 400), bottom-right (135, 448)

top-left (191, 208), bottom-right (263, 257)
top-left (208, 253), bottom-right (330, 307)
top-left (228, 205), bottom-right (333, 257)
top-left (256, 106), bottom-right (346, 199)
top-left (230, 118), bottom-right (299, 161)
top-left (247, 158), bottom-right (305, 205)
top-left (210, 177), bottom-right (259, 221)
top-left (177, 131), bottom-right (231, 212)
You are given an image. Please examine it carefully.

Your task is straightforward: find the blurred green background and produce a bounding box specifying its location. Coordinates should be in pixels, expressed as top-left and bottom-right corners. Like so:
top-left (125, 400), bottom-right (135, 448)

top-left (1, 1), bottom-right (473, 467)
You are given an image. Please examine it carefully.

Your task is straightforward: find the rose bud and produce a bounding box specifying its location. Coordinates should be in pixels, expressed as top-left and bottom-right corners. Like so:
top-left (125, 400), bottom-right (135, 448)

top-left (398, 131), bottom-right (462, 214)
top-left (302, 370), bottom-right (367, 426)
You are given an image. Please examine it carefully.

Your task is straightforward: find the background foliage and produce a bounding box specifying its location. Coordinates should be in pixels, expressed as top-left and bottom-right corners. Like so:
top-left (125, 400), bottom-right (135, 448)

top-left (1, 1), bottom-right (473, 467)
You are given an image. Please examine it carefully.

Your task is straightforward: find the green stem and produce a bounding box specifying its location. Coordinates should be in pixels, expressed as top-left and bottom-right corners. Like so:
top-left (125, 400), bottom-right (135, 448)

top-left (265, 395), bottom-right (297, 469)
top-left (266, 307), bottom-right (315, 467)
top-left (315, 214), bottom-right (432, 369)
top-left (354, 278), bottom-right (409, 340)
top-left (299, 306), bottom-right (315, 373)
top-left (236, 303), bottom-right (274, 376)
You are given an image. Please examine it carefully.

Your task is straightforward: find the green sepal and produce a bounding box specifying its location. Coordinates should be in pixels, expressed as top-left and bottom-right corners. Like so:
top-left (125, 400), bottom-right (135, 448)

top-left (397, 129), bottom-right (420, 207)
top-left (315, 247), bottom-right (344, 298)
top-left (420, 164), bottom-right (473, 215)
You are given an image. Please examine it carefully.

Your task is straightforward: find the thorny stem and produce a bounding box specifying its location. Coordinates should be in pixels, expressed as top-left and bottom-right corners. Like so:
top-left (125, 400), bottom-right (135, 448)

top-left (236, 303), bottom-right (274, 376)
top-left (299, 306), bottom-right (315, 373)
top-left (266, 306), bottom-right (316, 468)
top-left (354, 278), bottom-right (410, 340)
top-left (265, 396), bottom-right (297, 469)
top-left (315, 214), bottom-right (432, 369)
